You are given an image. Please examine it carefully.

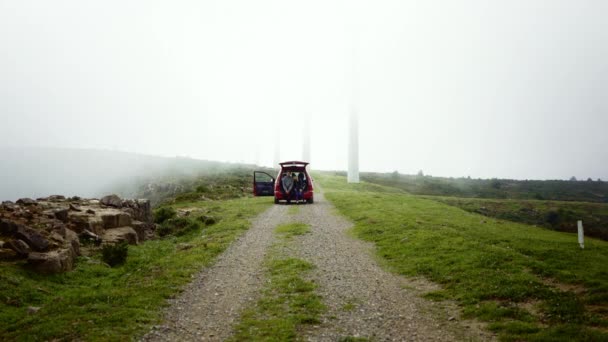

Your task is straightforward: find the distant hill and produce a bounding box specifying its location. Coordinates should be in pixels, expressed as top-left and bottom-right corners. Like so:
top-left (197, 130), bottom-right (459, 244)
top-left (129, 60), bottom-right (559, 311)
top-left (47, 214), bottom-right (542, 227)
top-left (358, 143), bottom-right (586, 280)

top-left (361, 172), bottom-right (608, 203)
top-left (0, 147), bottom-right (249, 201)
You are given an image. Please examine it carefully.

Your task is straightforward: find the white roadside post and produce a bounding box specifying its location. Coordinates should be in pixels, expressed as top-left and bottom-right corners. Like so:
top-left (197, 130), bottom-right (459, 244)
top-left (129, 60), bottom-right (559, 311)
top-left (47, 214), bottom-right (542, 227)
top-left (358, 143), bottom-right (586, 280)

top-left (577, 220), bottom-right (584, 249)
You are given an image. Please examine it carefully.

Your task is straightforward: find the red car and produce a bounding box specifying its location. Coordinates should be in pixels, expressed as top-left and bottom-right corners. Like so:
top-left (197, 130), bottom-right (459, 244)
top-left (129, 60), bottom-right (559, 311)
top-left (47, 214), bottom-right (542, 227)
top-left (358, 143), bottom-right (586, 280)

top-left (253, 161), bottom-right (314, 204)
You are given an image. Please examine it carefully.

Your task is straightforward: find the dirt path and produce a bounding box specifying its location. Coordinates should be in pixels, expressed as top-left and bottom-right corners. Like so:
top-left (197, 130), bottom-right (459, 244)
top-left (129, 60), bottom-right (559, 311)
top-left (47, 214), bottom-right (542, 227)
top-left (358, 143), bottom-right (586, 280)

top-left (143, 191), bottom-right (490, 341)
top-left (143, 204), bottom-right (290, 341)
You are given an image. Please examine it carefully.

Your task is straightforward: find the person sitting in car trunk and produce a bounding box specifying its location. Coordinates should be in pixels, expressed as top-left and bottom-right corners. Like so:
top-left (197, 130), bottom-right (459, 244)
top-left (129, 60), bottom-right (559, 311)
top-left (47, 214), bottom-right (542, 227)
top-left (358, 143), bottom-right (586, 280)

top-left (281, 172), bottom-right (294, 198)
top-left (295, 172), bottom-right (306, 203)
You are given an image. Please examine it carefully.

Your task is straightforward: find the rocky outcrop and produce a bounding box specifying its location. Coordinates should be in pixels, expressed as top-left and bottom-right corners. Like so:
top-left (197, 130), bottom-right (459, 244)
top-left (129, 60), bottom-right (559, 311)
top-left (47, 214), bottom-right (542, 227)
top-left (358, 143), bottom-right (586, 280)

top-left (0, 194), bottom-right (156, 274)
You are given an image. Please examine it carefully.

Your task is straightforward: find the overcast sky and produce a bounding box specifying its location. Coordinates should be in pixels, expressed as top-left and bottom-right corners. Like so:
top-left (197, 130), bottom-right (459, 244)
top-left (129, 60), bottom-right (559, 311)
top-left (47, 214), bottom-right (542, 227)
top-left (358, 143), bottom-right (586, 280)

top-left (1, 0), bottom-right (606, 180)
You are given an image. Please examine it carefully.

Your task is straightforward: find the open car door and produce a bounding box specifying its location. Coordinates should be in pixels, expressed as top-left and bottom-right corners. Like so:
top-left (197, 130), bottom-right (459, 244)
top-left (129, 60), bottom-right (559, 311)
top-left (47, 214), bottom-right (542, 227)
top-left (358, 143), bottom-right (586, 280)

top-left (253, 171), bottom-right (275, 196)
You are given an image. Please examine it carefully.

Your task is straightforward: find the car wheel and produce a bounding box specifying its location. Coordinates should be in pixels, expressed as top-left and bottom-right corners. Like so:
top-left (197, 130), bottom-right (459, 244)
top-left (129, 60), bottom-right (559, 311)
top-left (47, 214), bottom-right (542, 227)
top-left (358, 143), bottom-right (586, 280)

top-left (274, 198), bottom-right (279, 204)
top-left (307, 197), bottom-right (314, 204)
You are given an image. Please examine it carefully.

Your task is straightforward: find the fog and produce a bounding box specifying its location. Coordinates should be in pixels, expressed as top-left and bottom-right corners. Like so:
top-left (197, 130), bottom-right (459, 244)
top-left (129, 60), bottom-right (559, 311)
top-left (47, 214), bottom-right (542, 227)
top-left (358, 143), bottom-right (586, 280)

top-left (1, 1), bottom-right (607, 185)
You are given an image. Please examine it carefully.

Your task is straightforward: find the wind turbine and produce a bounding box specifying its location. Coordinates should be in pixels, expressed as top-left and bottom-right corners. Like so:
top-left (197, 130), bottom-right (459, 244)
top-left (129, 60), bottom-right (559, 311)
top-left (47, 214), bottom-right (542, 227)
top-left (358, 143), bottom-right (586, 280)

top-left (348, 9), bottom-right (360, 184)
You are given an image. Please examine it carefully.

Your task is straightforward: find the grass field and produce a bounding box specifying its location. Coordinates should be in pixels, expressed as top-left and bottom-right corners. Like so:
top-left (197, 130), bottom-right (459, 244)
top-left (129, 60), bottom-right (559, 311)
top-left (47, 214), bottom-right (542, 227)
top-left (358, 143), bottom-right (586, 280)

top-left (361, 172), bottom-right (608, 203)
top-left (0, 197), bottom-right (271, 341)
top-left (425, 196), bottom-right (608, 241)
top-left (317, 173), bottom-right (608, 341)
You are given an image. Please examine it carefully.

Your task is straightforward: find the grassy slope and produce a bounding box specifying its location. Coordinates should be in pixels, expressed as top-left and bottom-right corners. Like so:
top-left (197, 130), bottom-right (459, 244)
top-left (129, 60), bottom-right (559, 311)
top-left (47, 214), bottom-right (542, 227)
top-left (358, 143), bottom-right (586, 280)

top-left (361, 172), bottom-right (608, 203)
top-left (426, 196), bottom-right (608, 241)
top-left (0, 197), bottom-right (271, 341)
top-left (317, 173), bottom-right (608, 341)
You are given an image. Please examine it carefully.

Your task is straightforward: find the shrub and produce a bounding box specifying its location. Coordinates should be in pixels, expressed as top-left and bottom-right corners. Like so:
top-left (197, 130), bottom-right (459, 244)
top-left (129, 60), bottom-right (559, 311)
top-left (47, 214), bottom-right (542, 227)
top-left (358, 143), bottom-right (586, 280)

top-left (196, 185), bottom-right (210, 193)
top-left (102, 242), bottom-right (128, 267)
top-left (198, 215), bottom-right (217, 226)
top-left (158, 217), bottom-right (200, 236)
top-left (545, 211), bottom-right (560, 227)
top-left (154, 207), bottom-right (177, 224)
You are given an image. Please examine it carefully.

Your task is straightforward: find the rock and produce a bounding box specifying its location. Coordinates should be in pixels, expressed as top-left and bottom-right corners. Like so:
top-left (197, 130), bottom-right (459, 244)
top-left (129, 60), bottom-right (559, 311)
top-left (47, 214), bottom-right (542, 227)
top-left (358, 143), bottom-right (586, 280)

top-left (27, 306), bottom-right (41, 314)
top-left (15, 226), bottom-right (49, 252)
top-left (69, 212), bottom-right (104, 235)
top-left (2, 201), bottom-right (16, 211)
top-left (0, 218), bottom-right (19, 235)
top-left (79, 230), bottom-right (102, 246)
top-left (53, 208), bottom-right (69, 222)
top-left (6, 239), bottom-right (31, 257)
top-left (103, 227), bottom-right (138, 245)
top-left (17, 198), bottom-right (38, 206)
top-left (448, 316), bottom-right (456, 321)
top-left (70, 196), bottom-right (81, 201)
top-left (131, 221), bottom-right (147, 241)
top-left (86, 209), bottom-right (96, 215)
top-left (100, 195), bottom-right (122, 208)
top-left (0, 248), bottom-right (18, 260)
top-left (69, 203), bottom-right (82, 212)
top-left (0, 240), bottom-right (3, 248)
top-left (48, 195), bottom-right (66, 201)
top-left (65, 229), bottom-right (81, 256)
top-left (99, 210), bottom-right (131, 229)
top-left (27, 248), bottom-right (74, 274)
top-left (50, 232), bottom-right (65, 243)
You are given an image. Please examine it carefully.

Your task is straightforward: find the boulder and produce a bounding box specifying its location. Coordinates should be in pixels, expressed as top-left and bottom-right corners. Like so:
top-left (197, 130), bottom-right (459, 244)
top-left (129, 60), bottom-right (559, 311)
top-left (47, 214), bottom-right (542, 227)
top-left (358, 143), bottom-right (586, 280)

top-left (27, 248), bottom-right (74, 274)
top-left (103, 227), bottom-right (138, 245)
top-left (0, 248), bottom-right (18, 260)
top-left (100, 195), bottom-right (122, 208)
top-left (78, 230), bottom-right (101, 245)
top-left (17, 198), bottom-right (38, 206)
top-left (2, 201), bottom-right (16, 211)
top-left (53, 208), bottom-right (69, 222)
top-left (50, 232), bottom-right (64, 244)
top-left (65, 228), bottom-right (80, 256)
top-left (99, 209), bottom-right (131, 229)
top-left (0, 218), bottom-right (19, 235)
top-left (15, 226), bottom-right (49, 252)
top-left (131, 221), bottom-right (147, 241)
top-left (6, 239), bottom-right (30, 257)
top-left (68, 212), bottom-right (104, 235)
top-left (68, 203), bottom-right (82, 212)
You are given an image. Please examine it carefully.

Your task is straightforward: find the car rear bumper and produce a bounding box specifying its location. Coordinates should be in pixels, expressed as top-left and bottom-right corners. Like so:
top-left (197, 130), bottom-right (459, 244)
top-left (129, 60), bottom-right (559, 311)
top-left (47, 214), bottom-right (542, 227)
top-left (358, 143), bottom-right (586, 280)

top-left (274, 191), bottom-right (313, 201)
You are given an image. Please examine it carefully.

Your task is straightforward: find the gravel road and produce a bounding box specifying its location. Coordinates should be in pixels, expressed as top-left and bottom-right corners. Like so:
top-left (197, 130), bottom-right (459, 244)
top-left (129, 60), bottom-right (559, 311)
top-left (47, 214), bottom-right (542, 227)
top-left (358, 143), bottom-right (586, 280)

top-left (143, 191), bottom-right (491, 341)
top-left (142, 204), bottom-right (290, 342)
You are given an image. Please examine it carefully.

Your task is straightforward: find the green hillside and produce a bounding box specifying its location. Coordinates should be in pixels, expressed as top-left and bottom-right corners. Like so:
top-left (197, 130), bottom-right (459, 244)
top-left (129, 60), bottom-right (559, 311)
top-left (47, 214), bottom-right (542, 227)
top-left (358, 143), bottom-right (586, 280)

top-left (318, 173), bottom-right (608, 341)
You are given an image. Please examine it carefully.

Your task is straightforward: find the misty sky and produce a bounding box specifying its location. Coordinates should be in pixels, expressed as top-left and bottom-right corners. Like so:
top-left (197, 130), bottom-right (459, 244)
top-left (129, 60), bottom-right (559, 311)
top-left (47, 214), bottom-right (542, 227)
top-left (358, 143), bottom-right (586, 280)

top-left (1, 0), bottom-right (607, 180)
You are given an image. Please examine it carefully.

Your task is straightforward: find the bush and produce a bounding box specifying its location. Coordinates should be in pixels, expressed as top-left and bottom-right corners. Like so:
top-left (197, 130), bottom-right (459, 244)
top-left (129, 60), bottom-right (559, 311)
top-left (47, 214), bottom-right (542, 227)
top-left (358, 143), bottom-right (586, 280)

top-left (158, 217), bottom-right (201, 237)
top-left (154, 207), bottom-right (177, 224)
top-left (198, 215), bottom-right (218, 226)
top-left (102, 242), bottom-right (129, 267)
top-left (196, 185), bottom-right (210, 193)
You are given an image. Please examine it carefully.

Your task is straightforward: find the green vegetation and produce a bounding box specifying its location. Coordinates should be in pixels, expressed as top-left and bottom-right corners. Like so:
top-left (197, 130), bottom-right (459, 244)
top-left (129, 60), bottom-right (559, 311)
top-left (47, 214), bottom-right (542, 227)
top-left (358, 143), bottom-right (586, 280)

top-left (153, 206), bottom-right (177, 224)
top-left (231, 223), bottom-right (324, 341)
top-left (156, 216), bottom-right (205, 237)
top-left (361, 171), bottom-right (608, 203)
top-left (0, 196), bottom-right (272, 341)
top-left (101, 241), bottom-right (129, 267)
top-left (318, 173), bottom-right (608, 341)
top-left (427, 196), bottom-right (608, 241)
top-left (287, 205), bottom-right (300, 215)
